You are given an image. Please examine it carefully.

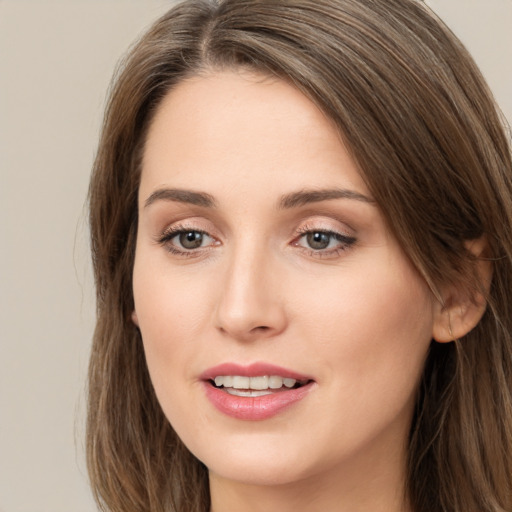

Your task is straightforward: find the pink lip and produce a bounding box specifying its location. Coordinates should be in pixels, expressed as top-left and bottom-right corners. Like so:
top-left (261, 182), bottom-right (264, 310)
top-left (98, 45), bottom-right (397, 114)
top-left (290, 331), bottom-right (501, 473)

top-left (200, 362), bottom-right (315, 421)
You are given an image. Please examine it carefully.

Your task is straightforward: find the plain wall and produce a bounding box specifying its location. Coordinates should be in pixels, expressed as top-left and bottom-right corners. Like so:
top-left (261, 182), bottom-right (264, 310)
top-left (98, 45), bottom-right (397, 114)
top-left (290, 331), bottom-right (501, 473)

top-left (0, 1), bottom-right (510, 511)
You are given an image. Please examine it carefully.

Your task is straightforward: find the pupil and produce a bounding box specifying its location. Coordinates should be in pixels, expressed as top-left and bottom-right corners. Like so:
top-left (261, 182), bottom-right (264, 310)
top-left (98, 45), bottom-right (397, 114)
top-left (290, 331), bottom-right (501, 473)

top-left (179, 231), bottom-right (203, 249)
top-left (307, 232), bottom-right (330, 250)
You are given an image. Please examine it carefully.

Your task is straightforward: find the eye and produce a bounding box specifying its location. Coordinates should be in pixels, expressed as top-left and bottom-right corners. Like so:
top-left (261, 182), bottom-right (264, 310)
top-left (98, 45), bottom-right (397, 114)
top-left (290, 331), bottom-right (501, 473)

top-left (157, 226), bottom-right (218, 255)
top-left (294, 228), bottom-right (356, 257)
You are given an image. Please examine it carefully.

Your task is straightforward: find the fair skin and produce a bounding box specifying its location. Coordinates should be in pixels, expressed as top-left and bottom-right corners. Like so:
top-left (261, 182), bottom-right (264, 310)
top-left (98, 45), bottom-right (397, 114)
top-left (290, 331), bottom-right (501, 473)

top-left (131, 70), bottom-right (480, 512)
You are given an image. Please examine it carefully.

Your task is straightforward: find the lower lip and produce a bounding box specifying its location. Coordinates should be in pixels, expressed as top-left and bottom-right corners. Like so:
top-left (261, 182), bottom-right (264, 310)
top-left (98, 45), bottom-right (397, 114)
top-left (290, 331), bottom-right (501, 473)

top-left (203, 381), bottom-right (314, 420)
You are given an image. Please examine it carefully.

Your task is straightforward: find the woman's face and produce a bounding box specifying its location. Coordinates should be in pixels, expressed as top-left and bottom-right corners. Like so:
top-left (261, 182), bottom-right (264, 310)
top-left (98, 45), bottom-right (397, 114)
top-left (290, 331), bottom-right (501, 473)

top-left (133, 70), bottom-right (436, 488)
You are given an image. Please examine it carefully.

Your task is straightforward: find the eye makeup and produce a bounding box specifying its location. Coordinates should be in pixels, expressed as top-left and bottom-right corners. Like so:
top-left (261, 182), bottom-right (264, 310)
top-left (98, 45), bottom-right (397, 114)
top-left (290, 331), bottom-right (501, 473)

top-left (154, 216), bottom-right (357, 262)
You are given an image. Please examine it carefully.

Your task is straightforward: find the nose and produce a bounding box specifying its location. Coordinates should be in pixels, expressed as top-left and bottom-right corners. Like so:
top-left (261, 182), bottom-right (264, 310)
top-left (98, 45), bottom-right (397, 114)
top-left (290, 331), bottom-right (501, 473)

top-left (214, 243), bottom-right (288, 342)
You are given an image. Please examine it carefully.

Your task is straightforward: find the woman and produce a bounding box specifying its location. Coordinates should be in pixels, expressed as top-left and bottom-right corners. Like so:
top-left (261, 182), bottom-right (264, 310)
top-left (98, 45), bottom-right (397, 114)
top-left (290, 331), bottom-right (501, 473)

top-left (87, 0), bottom-right (512, 511)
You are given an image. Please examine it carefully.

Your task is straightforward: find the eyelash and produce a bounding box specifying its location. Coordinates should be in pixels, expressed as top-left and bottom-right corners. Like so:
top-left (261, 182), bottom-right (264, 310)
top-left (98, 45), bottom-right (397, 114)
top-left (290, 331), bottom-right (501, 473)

top-left (157, 224), bottom-right (216, 258)
top-left (293, 225), bottom-right (356, 258)
top-left (156, 223), bottom-right (356, 259)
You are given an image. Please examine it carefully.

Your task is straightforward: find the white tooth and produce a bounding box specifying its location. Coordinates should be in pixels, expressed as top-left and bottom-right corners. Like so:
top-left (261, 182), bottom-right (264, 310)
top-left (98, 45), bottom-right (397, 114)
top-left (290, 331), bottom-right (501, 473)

top-left (223, 375), bottom-right (233, 387)
top-left (232, 376), bottom-right (250, 389)
top-left (269, 376), bottom-right (284, 389)
top-left (214, 376), bottom-right (224, 387)
top-left (283, 378), bottom-right (296, 388)
top-left (250, 376), bottom-right (269, 390)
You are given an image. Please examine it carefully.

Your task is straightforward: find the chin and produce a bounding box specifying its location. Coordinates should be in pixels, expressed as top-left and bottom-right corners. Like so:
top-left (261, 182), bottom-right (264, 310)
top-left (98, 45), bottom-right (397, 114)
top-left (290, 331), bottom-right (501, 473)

top-left (186, 430), bottom-right (326, 487)
top-left (207, 458), bottom-right (310, 487)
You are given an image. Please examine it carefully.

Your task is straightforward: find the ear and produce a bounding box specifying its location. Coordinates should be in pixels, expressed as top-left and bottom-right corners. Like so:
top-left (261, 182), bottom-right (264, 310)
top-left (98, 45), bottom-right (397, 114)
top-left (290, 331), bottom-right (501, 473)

top-left (432, 236), bottom-right (493, 342)
top-left (131, 310), bottom-right (139, 327)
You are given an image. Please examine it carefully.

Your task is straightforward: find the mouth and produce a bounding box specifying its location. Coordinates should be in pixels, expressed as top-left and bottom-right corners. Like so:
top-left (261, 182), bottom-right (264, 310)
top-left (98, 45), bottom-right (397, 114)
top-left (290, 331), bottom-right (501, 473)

top-left (209, 375), bottom-right (311, 397)
top-left (201, 363), bottom-right (315, 420)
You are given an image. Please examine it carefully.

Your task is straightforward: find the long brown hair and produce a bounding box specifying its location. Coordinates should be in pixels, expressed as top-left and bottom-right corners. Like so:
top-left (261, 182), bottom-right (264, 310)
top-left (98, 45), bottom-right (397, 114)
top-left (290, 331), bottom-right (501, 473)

top-left (87, 1), bottom-right (512, 510)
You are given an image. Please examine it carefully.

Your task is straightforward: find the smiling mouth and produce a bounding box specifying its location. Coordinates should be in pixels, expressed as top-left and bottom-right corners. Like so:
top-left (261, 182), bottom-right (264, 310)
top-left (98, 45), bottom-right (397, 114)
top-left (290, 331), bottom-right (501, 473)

top-left (210, 375), bottom-right (311, 397)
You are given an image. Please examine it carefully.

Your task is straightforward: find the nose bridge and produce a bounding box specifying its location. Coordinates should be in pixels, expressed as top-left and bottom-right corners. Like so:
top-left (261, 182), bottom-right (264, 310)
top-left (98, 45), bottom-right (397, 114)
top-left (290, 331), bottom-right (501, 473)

top-left (215, 235), bottom-right (286, 340)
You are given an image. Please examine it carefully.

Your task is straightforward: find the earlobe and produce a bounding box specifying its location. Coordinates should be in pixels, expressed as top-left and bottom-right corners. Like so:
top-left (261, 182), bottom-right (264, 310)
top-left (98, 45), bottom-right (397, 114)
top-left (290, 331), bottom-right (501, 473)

top-left (131, 310), bottom-right (139, 327)
top-left (432, 236), bottom-right (492, 343)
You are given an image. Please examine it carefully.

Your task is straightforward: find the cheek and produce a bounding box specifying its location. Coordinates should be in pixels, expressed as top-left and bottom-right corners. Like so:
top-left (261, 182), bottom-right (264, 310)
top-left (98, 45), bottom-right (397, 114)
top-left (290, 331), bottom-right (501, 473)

top-left (292, 253), bottom-right (434, 398)
top-left (277, 259), bottom-right (434, 464)
top-left (132, 251), bottom-right (214, 405)
top-left (296, 267), bottom-right (430, 333)
top-left (133, 245), bottom-right (214, 336)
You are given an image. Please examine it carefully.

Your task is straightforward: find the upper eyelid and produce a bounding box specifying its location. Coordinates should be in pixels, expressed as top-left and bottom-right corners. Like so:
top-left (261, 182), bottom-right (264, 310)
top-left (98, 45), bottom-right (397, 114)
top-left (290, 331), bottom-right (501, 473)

top-left (296, 224), bottom-right (349, 234)
top-left (156, 215), bottom-right (356, 241)
top-left (160, 224), bottom-right (208, 236)
top-left (159, 219), bottom-right (218, 237)
top-left (295, 218), bottom-right (355, 236)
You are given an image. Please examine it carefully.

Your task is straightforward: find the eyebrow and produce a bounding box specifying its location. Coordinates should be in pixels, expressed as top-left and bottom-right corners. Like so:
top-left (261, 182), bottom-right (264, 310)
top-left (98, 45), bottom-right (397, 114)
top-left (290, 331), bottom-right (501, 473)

top-left (278, 188), bottom-right (375, 209)
top-left (144, 188), bottom-right (217, 209)
top-left (143, 186), bottom-right (375, 210)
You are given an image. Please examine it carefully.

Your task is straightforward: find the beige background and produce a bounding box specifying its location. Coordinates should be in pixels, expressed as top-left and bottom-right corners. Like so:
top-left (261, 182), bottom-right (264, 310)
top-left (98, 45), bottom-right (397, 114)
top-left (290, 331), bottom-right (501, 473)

top-left (0, 1), bottom-right (510, 511)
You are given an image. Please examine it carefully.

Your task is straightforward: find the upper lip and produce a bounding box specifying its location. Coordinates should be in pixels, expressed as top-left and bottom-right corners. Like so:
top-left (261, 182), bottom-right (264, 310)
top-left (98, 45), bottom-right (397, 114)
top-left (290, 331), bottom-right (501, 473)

top-left (200, 362), bottom-right (313, 382)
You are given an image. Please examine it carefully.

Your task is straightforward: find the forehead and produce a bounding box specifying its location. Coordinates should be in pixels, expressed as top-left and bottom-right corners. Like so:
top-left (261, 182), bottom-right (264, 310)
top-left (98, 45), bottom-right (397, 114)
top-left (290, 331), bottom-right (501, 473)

top-left (140, 69), bottom-right (368, 201)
